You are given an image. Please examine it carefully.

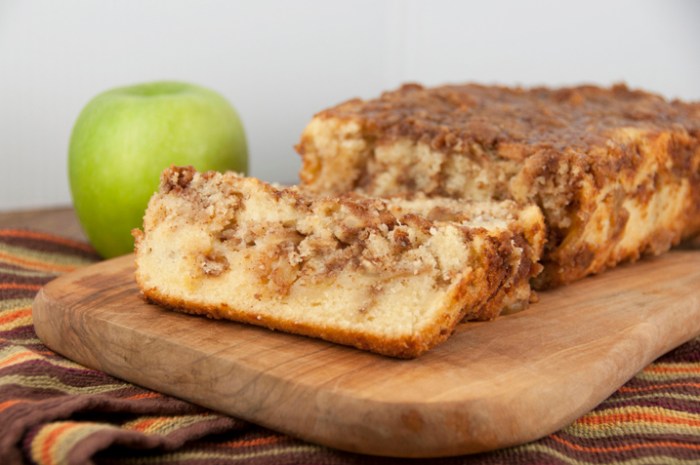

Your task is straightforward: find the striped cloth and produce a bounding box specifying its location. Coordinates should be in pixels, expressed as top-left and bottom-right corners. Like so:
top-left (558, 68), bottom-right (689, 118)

top-left (1, 228), bottom-right (699, 465)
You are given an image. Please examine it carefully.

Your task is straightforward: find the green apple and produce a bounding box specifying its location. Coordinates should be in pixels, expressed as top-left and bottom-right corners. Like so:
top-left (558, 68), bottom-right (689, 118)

top-left (68, 81), bottom-right (247, 258)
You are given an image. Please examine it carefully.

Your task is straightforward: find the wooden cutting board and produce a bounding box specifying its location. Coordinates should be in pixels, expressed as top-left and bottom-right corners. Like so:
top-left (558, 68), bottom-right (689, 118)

top-left (33, 251), bottom-right (700, 458)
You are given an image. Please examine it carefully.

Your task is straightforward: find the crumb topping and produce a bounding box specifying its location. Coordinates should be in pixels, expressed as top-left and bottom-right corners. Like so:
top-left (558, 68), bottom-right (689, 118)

top-left (315, 83), bottom-right (699, 158)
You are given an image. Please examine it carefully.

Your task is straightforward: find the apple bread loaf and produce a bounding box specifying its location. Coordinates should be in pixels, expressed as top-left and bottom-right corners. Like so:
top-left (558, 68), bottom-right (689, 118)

top-left (296, 83), bottom-right (700, 288)
top-left (134, 166), bottom-right (544, 358)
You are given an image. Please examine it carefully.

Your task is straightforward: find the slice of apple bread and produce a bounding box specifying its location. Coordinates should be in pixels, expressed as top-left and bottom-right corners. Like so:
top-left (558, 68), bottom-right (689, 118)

top-left (133, 166), bottom-right (544, 358)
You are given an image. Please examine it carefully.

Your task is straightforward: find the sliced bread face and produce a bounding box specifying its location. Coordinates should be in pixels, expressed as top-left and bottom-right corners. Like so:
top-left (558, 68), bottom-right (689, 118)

top-left (134, 166), bottom-right (544, 358)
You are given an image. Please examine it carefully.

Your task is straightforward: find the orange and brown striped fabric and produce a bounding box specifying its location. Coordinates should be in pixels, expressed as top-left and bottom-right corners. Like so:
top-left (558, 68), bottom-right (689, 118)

top-left (1, 228), bottom-right (699, 464)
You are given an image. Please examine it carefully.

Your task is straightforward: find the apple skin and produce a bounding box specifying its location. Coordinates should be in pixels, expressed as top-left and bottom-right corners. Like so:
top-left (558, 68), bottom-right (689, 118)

top-left (69, 81), bottom-right (247, 258)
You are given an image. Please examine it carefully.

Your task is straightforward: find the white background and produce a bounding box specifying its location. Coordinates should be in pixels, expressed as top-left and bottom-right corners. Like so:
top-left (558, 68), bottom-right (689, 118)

top-left (1, 0), bottom-right (699, 210)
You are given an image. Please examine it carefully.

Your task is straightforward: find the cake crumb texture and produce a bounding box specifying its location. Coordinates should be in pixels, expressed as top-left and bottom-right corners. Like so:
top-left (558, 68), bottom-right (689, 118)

top-left (134, 166), bottom-right (544, 358)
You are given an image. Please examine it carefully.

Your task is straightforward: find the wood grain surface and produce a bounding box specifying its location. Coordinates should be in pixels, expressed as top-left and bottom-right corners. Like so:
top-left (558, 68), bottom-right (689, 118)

top-left (33, 251), bottom-right (700, 458)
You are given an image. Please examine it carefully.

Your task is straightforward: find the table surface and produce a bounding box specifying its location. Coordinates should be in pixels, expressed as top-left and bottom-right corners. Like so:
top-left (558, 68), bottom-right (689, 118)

top-left (0, 206), bottom-right (86, 241)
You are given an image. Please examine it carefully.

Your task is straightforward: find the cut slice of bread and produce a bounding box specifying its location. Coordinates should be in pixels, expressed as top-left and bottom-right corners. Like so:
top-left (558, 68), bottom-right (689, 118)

top-left (134, 166), bottom-right (545, 358)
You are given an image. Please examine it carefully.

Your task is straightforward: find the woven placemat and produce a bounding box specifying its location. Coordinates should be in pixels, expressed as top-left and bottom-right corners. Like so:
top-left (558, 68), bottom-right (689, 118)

top-left (1, 228), bottom-right (699, 464)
